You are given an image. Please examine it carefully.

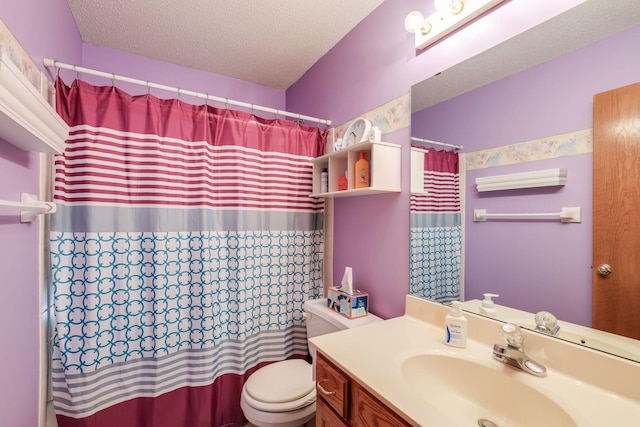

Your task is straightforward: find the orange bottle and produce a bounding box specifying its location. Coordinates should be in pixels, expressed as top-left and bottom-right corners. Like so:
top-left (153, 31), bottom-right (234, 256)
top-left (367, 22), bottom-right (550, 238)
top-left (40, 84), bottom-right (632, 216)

top-left (355, 152), bottom-right (370, 188)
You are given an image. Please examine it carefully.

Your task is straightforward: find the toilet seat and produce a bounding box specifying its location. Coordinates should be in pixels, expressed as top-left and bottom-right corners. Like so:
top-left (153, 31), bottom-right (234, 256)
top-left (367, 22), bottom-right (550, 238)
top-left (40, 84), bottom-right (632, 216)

top-left (243, 359), bottom-right (316, 412)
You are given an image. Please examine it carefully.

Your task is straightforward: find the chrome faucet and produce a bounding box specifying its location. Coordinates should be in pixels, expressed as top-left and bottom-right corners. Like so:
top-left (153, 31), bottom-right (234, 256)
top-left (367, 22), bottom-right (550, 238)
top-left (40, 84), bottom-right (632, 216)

top-left (534, 311), bottom-right (560, 335)
top-left (493, 323), bottom-right (547, 377)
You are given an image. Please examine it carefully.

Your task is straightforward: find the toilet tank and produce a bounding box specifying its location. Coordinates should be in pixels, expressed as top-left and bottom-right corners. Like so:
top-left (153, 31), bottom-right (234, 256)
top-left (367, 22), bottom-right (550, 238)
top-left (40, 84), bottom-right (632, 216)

top-left (304, 298), bottom-right (382, 339)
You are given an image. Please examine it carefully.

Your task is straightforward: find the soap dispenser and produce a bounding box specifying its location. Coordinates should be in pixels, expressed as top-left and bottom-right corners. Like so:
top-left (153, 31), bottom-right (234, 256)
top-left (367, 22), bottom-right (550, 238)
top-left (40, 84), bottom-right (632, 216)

top-left (444, 301), bottom-right (467, 348)
top-left (479, 293), bottom-right (499, 316)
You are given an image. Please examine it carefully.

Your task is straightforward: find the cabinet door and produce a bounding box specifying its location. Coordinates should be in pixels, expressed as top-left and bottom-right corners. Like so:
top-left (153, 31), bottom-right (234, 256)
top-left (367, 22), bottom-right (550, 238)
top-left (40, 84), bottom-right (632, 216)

top-left (316, 353), bottom-right (350, 419)
top-left (317, 397), bottom-right (349, 427)
top-left (351, 382), bottom-right (412, 427)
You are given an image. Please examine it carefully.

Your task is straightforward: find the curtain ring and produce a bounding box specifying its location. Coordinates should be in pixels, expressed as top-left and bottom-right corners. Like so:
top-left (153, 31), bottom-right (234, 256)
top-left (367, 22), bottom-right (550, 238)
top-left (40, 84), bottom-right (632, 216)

top-left (73, 65), bottom-right (79, 81)
top-left (146, 81), bottom-right (151, 96)
top-left (225, 97), bottom-right (229, 110)
top-left (274, 109), bottom-right (279, 121)
top-left (177, 88), bottom-right (181, 104)
top-left (111, 73), bottom-right (116, 87)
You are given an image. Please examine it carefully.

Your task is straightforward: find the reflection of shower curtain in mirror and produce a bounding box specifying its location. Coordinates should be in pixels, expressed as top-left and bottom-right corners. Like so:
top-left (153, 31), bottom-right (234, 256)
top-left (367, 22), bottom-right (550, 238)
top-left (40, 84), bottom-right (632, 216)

top-left (410, 148), bottom-right (462, 302)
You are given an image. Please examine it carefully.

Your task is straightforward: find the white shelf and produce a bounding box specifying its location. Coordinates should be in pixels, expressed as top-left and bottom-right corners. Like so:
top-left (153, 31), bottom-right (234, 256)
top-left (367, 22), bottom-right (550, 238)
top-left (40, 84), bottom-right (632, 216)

top-left (310, 141), bottom-right (402, 198)
top-left (0, 53), bottom-right (68, 154)
top-left (475, 168), bottom-right (567, 192)
top-left (410, 147), bottom-right (426, 195)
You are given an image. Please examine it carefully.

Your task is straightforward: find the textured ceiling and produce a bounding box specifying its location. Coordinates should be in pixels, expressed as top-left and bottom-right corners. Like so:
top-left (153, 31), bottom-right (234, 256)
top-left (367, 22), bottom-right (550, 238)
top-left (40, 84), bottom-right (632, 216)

top-left (67, 0), bottom-right (384, 90)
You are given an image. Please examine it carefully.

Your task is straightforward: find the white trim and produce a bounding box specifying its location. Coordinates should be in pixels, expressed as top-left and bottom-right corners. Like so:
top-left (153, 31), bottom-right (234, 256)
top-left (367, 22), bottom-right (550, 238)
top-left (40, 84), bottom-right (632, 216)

top-left (0, 54), bottom-right (68, 153)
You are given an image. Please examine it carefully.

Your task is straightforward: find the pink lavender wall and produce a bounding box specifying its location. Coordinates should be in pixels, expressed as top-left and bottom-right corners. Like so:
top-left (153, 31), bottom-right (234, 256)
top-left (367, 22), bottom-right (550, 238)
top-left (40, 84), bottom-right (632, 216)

top-left (412, 25), bottom-right (640, 326)
top-left (286, 0), bottom-right (588, 319)
top-left (0, 1), bottom-right (81, 426)
top-left (76, 44), bottom-right (285, 109)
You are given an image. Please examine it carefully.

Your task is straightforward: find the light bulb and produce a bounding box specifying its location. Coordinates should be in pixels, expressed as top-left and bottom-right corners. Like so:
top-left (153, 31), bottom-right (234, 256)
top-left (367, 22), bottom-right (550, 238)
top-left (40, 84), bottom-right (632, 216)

top-left (434, 0), bottom-right (465, 15)
top-left (404, 11), bottom-right (425, 34)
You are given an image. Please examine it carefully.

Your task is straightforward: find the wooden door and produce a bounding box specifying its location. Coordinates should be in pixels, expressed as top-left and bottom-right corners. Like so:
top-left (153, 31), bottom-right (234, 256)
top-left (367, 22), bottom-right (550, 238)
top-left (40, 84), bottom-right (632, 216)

top-left (592, 81), bottom-right (640, 340)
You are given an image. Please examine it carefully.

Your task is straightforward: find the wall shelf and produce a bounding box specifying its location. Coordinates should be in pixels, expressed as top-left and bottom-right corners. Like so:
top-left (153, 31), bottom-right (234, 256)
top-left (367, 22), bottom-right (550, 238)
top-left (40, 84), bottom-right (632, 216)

top-left (475, 168), bottom-right (567, 192)
top-left (410, 147), bottom-right (427, 195)
top-left (0, 53), bottom-right (68, 154)
top-left (310, 141), bottom-right (401, 198)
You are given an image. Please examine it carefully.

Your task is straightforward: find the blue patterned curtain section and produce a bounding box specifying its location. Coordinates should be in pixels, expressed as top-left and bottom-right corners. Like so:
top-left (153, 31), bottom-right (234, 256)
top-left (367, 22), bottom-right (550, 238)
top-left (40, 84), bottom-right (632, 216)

top-left (410, 148), bottom-right (461, 303)
top-left (50, 77), bottom-right (326, 427)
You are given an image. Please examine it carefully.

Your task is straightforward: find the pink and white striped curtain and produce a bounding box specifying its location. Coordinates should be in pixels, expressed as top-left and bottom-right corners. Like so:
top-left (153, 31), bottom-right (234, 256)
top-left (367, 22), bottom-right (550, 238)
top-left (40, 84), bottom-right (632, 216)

top-left (409, 148), bottom-right (462, 302)
top-left (50, 78), bottom-right (326, 427)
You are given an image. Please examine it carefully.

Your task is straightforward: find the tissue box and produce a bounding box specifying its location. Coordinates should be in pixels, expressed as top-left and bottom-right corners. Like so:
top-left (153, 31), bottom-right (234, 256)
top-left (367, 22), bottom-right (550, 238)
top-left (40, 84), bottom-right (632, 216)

top-left (327, 287), bottom-right (369, 319)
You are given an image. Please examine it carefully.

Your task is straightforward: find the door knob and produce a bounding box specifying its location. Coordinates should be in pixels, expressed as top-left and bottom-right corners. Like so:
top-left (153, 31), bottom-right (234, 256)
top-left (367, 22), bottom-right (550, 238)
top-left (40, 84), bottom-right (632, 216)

top-left (597, 264), bottom-right (612, 276)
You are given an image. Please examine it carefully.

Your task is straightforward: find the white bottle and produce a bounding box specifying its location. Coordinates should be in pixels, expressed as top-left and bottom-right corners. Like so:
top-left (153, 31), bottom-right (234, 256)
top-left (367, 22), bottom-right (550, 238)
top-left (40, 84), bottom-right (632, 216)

top-left (479, 293), bottom-right (499, 316)
top-left (444, 301), bottom-right (467, 348)
top-left (368, 126), bottom-right (381, 142)
top-left (321, 168), bottom-right (329, 193)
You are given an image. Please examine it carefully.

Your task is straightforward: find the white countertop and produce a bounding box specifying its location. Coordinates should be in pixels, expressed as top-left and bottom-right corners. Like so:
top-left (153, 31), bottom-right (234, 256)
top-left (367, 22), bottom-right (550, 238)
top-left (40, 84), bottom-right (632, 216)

top-left (309, 295), bottom-right (640, 427)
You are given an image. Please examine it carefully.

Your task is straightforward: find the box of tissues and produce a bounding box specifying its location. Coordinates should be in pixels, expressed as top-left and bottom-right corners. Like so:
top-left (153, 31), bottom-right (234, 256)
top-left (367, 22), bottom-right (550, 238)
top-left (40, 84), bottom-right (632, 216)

top-left (327, 287), bottom-right (369, 319)
top-left (326, 267), bottom-right (369, 318)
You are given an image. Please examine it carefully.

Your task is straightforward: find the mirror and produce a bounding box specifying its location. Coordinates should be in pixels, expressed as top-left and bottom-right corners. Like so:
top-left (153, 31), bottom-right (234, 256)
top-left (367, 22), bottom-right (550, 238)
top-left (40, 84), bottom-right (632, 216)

top-left (409, 1), bottom-right (640, 363)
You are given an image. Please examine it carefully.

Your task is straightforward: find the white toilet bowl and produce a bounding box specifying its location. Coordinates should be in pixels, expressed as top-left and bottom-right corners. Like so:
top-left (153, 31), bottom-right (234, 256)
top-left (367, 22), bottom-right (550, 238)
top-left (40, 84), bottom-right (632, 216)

top-left (240, 299), bottom-right (382, 427)
top-left (240, 359), bottom-right (316, 427)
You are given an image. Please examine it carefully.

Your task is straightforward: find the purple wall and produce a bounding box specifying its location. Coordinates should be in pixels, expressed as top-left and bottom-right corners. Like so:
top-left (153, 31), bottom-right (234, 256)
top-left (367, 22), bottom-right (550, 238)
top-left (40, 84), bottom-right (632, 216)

top-left (0, 1), bottom-right (81, 426)
top-left (78, 44), bottom-right (285, 110)
top-left (286, 0), bottom-right (588, 319)
top-left (412, 25), bottom-right (640, 326)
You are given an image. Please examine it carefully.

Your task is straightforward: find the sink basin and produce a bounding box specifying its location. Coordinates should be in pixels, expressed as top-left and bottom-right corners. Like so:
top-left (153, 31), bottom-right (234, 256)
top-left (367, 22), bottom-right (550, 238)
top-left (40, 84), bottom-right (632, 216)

top-left (401, 354), bottom-right (578, 427)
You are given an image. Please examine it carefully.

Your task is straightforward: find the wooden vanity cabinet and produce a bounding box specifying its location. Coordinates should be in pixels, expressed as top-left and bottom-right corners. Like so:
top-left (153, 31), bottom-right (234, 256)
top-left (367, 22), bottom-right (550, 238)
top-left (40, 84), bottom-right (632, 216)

top-left (316, 352), bottom-right (412, 427)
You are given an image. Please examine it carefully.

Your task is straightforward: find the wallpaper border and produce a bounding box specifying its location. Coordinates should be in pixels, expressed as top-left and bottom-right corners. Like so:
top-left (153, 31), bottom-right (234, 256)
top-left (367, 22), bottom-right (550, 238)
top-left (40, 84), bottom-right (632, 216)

top-left (466, 128), bottom-right (592, 170)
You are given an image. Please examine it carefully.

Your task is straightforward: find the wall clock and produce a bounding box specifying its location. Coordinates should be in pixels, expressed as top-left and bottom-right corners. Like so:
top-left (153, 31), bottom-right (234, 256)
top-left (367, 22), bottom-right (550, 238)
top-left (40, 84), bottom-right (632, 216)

top-left (343, 117), bottom-right (372, 147)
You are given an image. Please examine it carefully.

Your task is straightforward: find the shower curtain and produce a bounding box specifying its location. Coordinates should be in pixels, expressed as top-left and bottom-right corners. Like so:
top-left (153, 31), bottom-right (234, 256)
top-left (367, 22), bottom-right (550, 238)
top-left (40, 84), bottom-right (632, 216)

top-left (49, 78), bottom-right (326, 427)
top-left (409, 148), bottom-right (462, 302)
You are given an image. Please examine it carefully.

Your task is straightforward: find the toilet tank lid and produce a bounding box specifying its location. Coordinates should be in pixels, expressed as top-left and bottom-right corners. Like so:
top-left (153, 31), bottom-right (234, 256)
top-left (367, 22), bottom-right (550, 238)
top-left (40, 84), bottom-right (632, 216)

top-left (304, 298), bottom-right (383, 330)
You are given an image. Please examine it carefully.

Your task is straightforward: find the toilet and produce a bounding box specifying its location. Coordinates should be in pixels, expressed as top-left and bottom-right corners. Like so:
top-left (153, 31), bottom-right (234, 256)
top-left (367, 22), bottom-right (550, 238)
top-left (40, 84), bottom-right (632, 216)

top-left (240, 298), bottom-right (382, 427)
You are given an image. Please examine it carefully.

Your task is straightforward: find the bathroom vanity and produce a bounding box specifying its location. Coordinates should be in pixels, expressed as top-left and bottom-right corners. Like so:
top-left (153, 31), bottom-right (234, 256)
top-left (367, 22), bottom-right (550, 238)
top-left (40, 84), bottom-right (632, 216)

top-left (309, 295), bottom-right (640, 427)
top-left (316, 352), bottom-right (411, 426)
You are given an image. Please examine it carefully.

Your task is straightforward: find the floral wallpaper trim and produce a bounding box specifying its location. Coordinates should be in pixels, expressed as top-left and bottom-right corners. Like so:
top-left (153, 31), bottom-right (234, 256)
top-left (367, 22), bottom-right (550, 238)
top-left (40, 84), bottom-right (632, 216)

top-left (0, 18), bottom-right (52, 100)
top-left (466, 128), bottom-right (593, 171)
top-left (334, 92), bottom-right (411, 140)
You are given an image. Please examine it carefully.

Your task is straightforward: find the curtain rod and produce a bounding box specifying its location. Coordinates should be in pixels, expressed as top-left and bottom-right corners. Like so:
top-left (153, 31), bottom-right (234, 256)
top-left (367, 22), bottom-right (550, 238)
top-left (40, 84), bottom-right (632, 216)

top-left (43, 58), bottom-right (331, 127)
top-left (411, 136), bottom-right (463, 150)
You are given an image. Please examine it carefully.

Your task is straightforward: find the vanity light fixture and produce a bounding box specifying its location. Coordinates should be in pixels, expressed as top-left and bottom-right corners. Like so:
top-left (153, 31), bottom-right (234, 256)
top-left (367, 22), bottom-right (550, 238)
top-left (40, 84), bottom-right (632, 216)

top-left (405, 0), bottom-right (506, 50)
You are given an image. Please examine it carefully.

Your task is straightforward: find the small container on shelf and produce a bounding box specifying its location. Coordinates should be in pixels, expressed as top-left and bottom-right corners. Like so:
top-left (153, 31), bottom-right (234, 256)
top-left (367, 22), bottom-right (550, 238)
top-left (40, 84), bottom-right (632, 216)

top-left (355, 152), bottom-right (370, 188)
top-left (321, 168), bottom-right (329, 193)
top-left (338, 171), bottom-right (348, 190)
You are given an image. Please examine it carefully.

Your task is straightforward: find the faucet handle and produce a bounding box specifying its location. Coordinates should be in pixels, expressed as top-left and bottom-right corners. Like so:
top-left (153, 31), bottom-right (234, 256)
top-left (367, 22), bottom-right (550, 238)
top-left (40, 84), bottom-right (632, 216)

top-left (534, 311), bottom-right (560, 335)
top-left (501, 323), bottom-right (525, 348)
